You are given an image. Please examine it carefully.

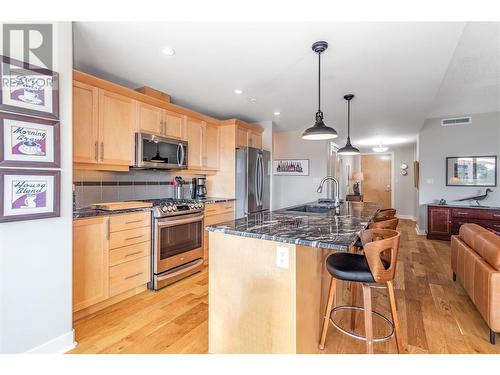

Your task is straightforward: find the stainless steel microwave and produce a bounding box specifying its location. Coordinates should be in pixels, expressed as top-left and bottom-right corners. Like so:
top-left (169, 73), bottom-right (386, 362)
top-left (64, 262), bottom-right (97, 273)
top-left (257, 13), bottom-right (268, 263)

top-left (134, 133), bottom-right (188, 170)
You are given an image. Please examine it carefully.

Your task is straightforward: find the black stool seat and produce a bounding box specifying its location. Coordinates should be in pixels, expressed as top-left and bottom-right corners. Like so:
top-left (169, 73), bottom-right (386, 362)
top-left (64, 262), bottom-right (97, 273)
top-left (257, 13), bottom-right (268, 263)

top-left (326, 253), bottom-right (388, 283)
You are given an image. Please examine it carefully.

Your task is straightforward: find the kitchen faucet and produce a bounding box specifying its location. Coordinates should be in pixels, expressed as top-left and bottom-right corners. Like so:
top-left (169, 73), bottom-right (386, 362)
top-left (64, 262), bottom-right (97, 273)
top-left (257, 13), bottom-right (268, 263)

top-left (316, 176), bottom-right (340, 207)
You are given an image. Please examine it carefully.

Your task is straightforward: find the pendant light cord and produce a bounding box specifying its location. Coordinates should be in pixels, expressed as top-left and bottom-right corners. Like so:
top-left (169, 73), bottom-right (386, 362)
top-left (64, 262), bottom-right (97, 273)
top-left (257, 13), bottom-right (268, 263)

top-left (347, 97), bottom-right (350, 139)
top-left (318, 51), bottom-right (322, 114)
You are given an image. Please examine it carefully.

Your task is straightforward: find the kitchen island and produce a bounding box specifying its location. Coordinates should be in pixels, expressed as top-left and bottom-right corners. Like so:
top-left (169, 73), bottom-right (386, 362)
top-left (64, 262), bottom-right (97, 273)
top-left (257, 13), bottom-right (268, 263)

top-left (206, 201), bottom-right (380, 354)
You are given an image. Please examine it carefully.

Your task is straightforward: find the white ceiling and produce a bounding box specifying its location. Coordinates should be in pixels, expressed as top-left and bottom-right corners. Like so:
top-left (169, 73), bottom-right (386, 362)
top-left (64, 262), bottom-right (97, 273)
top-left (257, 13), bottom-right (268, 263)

top-left (73, 22), bottom-right (498, 148)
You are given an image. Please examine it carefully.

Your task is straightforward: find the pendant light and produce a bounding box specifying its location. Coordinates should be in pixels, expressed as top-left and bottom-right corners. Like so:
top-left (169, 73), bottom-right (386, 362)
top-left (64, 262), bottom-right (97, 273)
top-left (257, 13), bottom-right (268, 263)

top-left (302, 41), bottom-right (338, 140)
top-left (337, 94), bottom-right (360, 155)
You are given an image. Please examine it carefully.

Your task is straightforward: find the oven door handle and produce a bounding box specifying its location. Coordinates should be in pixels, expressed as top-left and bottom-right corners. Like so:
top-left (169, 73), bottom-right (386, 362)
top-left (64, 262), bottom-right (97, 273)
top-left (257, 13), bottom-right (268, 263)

top-left (157, 214), bottom-right (204, 227)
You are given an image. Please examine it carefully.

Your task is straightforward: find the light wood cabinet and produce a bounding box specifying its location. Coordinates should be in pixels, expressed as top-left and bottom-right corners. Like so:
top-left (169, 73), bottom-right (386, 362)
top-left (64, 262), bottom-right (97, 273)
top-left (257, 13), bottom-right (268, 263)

top-left (204, 122), bottom-right (220, 170)
top-left (235, 126), bottom-right (263, 150)
top-left (136, 101), bottom-right (162, 135)
top-left (73, 216), bottom-right (109, 312)
top-left (203, 201), bottom-right (235, 264)
top-left (164, 110), bottom-right (185, 140)
top-left (249, 131), bottom-right (262, 149)
top-left (236, 128), bottom-right (249, 148)
top-left (186, 116), bottom-right (204, 170)
top-left (73, 82), bottom-right (135, 169)
top-left (73, 81), bottom-right (99, 164)
top-left (98, 90), bottom-right (135, 166)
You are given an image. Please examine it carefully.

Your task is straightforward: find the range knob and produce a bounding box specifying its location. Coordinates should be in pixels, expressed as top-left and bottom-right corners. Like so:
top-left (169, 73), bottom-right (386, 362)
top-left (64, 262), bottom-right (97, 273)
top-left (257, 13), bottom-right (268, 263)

top-left (171, 205), bottom-right (177, 211)
top-left (196, 203), bottom-right (203, 209)
top-left (166, 206), bottom-right (173, 212)
top-left (161, 205), bottom-right (168, 212)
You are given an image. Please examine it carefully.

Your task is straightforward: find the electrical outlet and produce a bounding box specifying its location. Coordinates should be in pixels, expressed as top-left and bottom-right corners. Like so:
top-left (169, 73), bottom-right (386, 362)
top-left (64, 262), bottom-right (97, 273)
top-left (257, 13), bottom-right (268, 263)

top-left (276, 246), bottom-right (289, 268)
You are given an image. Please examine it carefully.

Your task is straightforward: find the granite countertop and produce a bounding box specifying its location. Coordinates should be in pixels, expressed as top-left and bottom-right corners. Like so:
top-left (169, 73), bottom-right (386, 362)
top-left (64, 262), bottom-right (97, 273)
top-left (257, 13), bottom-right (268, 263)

top-left (206, 201), bottom-right (380, 251)
top-left (427, 203), bottom-right (500, 210)
top-left (73, 207), bottom-right (152, 219)
top-left (195, 197), bottom-right (236, 204)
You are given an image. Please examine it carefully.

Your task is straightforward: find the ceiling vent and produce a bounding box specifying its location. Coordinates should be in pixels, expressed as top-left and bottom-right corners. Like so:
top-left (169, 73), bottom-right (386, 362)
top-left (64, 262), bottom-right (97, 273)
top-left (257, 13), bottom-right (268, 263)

top-left (441, 116), bottom-right (472, 126)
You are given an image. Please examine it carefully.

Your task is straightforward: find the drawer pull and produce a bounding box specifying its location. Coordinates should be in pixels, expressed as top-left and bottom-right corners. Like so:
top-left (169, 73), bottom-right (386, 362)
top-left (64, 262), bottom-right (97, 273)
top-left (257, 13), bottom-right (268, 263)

top-left (494, 214), bottom-right (500, 217)
top-left (125, 235), bottom-right (144, 241)
top-left (125, 219), bottom-right (143, 224)
top-left (124, 272), bottom-right (143, 280)
top-left (456, 212), bottom-right (468, 215)
top-left (125, 250), bottom-right (143, 257)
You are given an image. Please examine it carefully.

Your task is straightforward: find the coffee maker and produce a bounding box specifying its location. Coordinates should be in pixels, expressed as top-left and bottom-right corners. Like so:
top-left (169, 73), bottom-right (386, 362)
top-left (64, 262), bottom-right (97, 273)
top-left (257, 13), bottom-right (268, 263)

top-left (191, 177), bottom-right (207, 199)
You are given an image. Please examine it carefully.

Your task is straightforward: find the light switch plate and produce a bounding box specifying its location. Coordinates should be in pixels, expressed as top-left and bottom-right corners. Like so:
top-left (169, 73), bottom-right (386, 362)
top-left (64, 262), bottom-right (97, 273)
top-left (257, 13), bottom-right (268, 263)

top-left (276, 246), bottom-right (289, 268)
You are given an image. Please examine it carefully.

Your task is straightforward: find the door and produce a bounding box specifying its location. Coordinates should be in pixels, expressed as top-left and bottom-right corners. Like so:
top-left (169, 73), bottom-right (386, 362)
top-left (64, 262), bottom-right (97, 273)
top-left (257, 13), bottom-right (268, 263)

top-left (164, 110), bottom-right (185, 140)
top-left (249, 131), bottom-right (262, 149)
top-left (73, 217), bottom-right (109, 312)
top-left (98, 90), bottom-right (135, 166)
top-left (73, 81), bottom-right (98, 164)
top-left (361, 154), bottom-right (392, 208)
top-left (136, 101), bottom-right (162, 135)
top-left (204, 122), bottom-right (220, 170)
top-left (186, 116), bottom-right (204, 169)
top-left (236, 128), bottom-right (248, 148)
top-left (428, 207), bottom-right (451, 235)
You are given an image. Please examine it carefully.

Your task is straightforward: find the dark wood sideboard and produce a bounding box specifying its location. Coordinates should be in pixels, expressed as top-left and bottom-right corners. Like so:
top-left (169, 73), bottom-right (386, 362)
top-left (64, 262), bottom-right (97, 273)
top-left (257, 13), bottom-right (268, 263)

top-left (427, 204), bottom-right (500, 240)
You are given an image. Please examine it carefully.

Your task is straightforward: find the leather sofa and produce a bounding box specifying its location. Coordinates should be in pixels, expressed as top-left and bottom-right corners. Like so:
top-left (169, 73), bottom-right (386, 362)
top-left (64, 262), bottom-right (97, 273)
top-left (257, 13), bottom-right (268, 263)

top-left (451, 223), bottom-right (500, 344)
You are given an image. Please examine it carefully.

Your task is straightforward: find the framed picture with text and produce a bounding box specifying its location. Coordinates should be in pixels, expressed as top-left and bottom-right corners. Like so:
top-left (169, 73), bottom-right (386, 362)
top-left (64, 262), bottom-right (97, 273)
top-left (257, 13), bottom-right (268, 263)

top-left (0, 112), bottom-right (60, 167)
top-left (0, 169), bottom-right (60, 223)
top-left (0, 55), bottom-right (59, 119)
top-left (273, 159), bottom-right (309, 176)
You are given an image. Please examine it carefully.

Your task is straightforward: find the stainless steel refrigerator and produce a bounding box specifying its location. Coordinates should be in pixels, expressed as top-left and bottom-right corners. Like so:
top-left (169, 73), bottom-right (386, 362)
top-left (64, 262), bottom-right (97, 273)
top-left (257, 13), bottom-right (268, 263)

top-left (235, 147), bottom-right (270, 218)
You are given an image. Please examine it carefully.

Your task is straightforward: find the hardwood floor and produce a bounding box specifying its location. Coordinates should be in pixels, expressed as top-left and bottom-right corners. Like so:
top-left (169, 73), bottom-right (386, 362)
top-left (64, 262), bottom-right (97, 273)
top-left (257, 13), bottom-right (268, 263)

top-left (69, 219), bottom-right (500, 354)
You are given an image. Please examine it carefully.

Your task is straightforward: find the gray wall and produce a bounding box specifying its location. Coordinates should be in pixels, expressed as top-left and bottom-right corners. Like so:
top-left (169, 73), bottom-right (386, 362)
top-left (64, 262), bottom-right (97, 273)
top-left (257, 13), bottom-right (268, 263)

top-left (0, 23), bottom-right (74, 353)
top-left (418, 112), bottom-right (500, 231)
top-left (272, 130), bottom-right (329, 209)
top-left (392, 144), bottom-right (418, 219)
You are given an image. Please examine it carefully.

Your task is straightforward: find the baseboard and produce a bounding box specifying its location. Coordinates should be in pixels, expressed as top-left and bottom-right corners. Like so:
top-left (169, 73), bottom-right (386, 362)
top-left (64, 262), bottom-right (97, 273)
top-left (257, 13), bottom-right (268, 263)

top-left (415, 224), bottom-right (426, 236)
top-left (397, 214), bottom-right (416, 221)
top-left (25, 329), bottom-right (76, 353)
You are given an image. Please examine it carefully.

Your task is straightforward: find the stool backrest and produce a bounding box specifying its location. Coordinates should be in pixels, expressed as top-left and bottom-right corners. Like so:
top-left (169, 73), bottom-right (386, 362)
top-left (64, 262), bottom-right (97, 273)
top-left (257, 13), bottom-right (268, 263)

top-left (360, 229), bottom-right (400, 283)
top-left (369, 217), bottom-right (399, 230)
top-left (375, 208), bottom-right (396, 220)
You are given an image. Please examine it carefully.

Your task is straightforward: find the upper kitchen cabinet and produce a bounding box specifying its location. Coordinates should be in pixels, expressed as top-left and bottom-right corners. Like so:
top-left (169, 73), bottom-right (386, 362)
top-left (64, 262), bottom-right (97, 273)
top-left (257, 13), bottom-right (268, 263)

top-left (186, 116), bottom-right (204, 170)
top-left (98, 90), bottom-right (135, 166)
top-left (163, 109), bottom-right (185, 140)
top-left (204, 122), bottom-right (220, 171)
top-left (73, 81), bottom-right (99, 164)
top-left (233, 119), bottom-right (263, 149)
top-left (136, 101), bottom-right (163, 135)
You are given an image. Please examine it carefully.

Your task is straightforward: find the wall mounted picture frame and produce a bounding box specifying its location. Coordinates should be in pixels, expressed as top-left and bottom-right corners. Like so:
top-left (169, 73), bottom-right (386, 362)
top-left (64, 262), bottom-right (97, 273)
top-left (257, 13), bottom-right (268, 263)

top-left (0, 55), bottom-right (59, 120)
top-left (446, 155), bottom-right (497, 187)
top-left (0, 112), bottom-right (60, 167)
top-left (273, 159), bottom-right (309, 176)
top-left (0, 169), bottom-right (60, 223)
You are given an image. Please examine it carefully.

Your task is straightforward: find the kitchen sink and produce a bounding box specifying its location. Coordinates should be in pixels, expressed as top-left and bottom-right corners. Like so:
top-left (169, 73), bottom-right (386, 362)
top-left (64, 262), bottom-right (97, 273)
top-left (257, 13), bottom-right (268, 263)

top-left (285, 205), bottom-right (333, 214)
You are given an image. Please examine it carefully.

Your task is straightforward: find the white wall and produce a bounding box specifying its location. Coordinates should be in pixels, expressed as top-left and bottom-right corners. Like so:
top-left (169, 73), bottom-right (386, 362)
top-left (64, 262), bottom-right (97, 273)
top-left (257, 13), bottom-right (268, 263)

top-left (418, 112), bottom-right (500, 230)
top-left (272, 130), bottom-right (329, 209)
top-left (0, 23), bottom-right (74, 353)
top-left (253, 120), bottom-right (275, 209)
top-left (392, 143), bottom-right (418, 219)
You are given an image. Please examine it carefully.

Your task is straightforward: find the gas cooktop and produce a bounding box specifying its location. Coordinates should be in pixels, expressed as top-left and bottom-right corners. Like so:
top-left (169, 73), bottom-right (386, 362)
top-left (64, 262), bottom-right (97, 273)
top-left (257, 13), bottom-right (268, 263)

top-left (143, 198), bottom-right (204, 218)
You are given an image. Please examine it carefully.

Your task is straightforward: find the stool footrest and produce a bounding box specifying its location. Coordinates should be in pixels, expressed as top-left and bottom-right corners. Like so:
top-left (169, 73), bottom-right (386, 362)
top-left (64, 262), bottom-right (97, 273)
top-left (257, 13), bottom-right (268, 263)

top-left (329, 305), bottom-right (395, 343)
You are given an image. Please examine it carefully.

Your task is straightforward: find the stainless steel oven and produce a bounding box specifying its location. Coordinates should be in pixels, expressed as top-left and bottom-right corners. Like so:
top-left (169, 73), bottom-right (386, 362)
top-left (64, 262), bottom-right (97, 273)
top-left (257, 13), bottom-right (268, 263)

top-left (135, 133), bottom-right (188, 170)
top-left (150, 204), bottom-right (204, 290)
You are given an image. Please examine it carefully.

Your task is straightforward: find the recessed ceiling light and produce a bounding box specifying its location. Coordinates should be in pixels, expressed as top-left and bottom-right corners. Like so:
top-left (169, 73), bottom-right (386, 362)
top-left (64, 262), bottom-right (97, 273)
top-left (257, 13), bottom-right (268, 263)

top-left (249, 98), bottom-right (257, 103)
top-left (161, 46), bottom-right (175, 56)
top-left (373, 145), bottom-right (389, 153)
top-left (233, 89), bottom-right (243, 95)
top-left (273, 111), bottom-right (281, 116)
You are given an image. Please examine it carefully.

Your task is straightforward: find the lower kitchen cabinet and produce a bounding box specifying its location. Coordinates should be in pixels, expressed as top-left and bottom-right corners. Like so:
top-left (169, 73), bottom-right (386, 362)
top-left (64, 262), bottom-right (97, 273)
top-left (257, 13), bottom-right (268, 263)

top-left (73, 211), bottom-right (151, 317)
top-left (73, 216), bottom-right (110, 312)
top-left (203, 201), bottom-right (235, 264)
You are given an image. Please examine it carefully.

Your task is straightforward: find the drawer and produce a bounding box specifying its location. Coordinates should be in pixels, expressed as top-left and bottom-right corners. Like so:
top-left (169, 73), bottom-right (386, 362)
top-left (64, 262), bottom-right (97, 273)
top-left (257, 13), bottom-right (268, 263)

top-left (110, 241), bottom-right (151, 266)
top-left (162, 248), bottom-right (203, 271)
top-left (205, 211), bottom-right (234, 226)
top-left (204, 201), bottom-right (234, 216)
top-left (109, 256), bottom-right (150, 297)
top-left (110, 226), bottom-right (150, 249)
top-left (109, 211), bottom-right (151, 232)
top-left (452, 208), bottom-right (500, 221)
top-left (452, 218), bottom-right (500, 234)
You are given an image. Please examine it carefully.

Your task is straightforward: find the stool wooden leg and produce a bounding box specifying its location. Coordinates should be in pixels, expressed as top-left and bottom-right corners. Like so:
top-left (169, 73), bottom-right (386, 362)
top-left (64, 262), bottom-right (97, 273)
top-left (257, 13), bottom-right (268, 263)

top-left (362, 284), bottom-right (374, 354)
top-left (387, 280), bottom-right (404, 353)
top-left (319, 277), bottom-right (336, 350)
top-left (350, 281), bottom-right (358, 331)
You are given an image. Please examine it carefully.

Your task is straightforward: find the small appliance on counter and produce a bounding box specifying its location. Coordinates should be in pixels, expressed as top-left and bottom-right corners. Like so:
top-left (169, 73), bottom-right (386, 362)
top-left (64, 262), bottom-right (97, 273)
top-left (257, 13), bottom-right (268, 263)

top-left (172, 176), bottom-right (185, 199)
top-left (191, 177), bottom-right (207, 199)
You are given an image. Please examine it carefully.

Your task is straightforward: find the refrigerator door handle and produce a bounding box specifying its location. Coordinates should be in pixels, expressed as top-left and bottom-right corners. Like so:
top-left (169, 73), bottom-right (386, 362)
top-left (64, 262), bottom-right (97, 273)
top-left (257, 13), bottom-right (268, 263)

top-left (258, 153), bottom-right (264, 207)
top-left (255, 154), bottom-right (261, 207)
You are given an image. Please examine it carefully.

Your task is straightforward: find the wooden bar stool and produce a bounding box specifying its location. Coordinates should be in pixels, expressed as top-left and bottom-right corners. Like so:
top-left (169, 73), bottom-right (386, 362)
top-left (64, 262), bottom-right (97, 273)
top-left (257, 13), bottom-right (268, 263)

top-left (369, 217), bottom-right (399, 230)
top-left (375, 208), bottom-right (396, 220)
top-left (319, 229), bottom-right (403, 354)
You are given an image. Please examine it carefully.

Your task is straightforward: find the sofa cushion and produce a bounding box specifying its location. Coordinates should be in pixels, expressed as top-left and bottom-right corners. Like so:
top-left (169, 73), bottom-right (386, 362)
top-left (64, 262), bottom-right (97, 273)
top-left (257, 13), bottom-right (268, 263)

top-left (459, 223), bottom-right (500, 271)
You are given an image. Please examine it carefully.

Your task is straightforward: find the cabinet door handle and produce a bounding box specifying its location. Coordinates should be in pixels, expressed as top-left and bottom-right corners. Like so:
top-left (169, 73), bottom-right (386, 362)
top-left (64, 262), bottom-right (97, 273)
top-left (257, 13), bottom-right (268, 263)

top-left (125, 235), bottom-right (144, 241)
top-left (100, 142), bottom-right (104, 161)
top-left (125, 219), bottom-right (143, 224)
top-left (124, 272), bottom-right (143, 280)
top-left (124, 250), bottom-right (142, 257)
top-left (94, 141), bottom-right (99, 161)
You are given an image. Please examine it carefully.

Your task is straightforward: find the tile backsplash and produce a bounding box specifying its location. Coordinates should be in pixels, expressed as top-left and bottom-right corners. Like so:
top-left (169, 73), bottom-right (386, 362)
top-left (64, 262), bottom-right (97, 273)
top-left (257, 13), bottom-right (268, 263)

top-left (73, 169), bottom-right (201, 208)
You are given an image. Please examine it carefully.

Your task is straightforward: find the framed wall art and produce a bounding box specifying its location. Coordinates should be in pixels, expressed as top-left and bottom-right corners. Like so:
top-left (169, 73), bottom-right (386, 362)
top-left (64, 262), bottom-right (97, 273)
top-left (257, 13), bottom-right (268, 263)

top-left (446, 156), bottom-right (497, 187)
top-left (273, 159), bottom-right (309, 176)
top-left (0, 112), bottom-right (60, 167)
top-left (0, 55), bottom-right (59, 119)
top-left (0, 169), bottom-right (60, 223)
